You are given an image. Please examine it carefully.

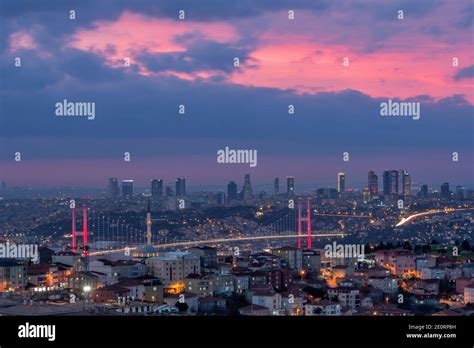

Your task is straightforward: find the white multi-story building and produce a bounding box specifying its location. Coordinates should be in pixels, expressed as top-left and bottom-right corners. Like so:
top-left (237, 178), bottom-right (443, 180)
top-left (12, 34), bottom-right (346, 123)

top-left (232, 273), bottom-right (250, 293)
top-left (375, 250), bottom-right (416, 276)
top-left (421, 267), bottom-right (446, 280)
top-left (415, 256), bottom-right (436, 272)
top-left (251, 290), bottom-right (282, 314)
top-left (368, 276), bottom-right (398, 294)
top-left (305, 301), bottom-right (341, 316)
top-left (145, 252), bottom-right (200, 285)
top-left (0, 259), bottom-right (27, 290)
top-left (327, 286), bottom-right (360, 308)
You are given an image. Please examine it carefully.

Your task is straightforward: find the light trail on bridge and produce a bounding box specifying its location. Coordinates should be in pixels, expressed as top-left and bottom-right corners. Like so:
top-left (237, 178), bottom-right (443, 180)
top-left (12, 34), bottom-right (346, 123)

top-left (89, 233), bottom-right (346, 256)
top-left (395, 208), bottom-right (472, 227)
top-left (313, 213), bottom-right (370, 218)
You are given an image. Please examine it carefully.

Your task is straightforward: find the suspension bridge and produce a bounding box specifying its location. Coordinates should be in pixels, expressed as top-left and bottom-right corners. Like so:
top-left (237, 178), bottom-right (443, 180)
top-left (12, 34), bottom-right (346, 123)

top-left (68, 199), bottom-right (355, 256)
top-left (70, 203), bottom-right (471, 257)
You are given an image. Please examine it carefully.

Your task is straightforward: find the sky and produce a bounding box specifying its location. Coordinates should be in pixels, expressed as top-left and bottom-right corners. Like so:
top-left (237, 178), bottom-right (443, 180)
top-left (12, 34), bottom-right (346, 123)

top-left (0, 0), bottom-right (473, 188)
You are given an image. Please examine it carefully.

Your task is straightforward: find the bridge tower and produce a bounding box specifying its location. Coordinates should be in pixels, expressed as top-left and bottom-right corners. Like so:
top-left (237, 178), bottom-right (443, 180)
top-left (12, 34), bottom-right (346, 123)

top-left (297, 198), bottom-right (312, 249)
top-left (72, 207), bottom-right (89, 257)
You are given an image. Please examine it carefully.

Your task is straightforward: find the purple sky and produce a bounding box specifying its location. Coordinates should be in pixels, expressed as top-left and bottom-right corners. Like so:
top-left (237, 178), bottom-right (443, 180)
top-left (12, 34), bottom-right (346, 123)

top-left (0, 0), bottom-right (473, 187)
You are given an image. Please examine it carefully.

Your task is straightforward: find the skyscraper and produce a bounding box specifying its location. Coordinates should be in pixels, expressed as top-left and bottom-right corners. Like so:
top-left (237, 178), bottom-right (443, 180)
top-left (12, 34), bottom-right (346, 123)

top-left (455, 186), bottom-right (464, 200)
top-left (390, 170), bottom-right (398, 194)
top-left (227, 181), bottom-right (238, 201)
top-left (216, 192), bottom-right (226, 205)
top-left (383, 171), bottom-right (390, 195)
top-left (108, 178), bottom-right (120, 198)
top-left (368, 170), bottom-right (378, 197)
top-left (383, 170), bottom-right (399, 195)
top-left (274, 177), bottom-right (279, 196)
top-left (441, 182), bottom-right (450, 200)
top-left (337, 172), bottom-right (345, 193)
top-left (420, 184), bottom-right (428, 199)
top-left (243, 174), bottom-right (252, 202)
top-left (175, 177), bottom-right (186, 197)
top-left (404, 172), bottom-right (411, 196)
top-left (122, 180), bottom-right (134, 198)
top-left (151, 179), bottom-right (163, 198)
top-left (398, 170), bottom-right (406, 195)
top-left (287, 176), bottom-right (295, 197)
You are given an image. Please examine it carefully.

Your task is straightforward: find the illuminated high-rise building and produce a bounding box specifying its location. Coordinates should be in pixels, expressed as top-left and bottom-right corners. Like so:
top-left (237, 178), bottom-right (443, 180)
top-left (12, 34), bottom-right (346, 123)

top-left (390, 170), bottom-right (398, 194)
top-left (108, 178), bottom-right (120, 198)
top-left (368, 170), bottom-right (378, 197)
top-left (151, 179), bottom-right (163, 198)
top-left (122, 180), bottom-right (134, 198)
top-left (274, 177), bottom-right (279, 195)
top-left (404, 172), bottom-right (411, 196)
top-left (383, 170), bottom-right (398, 195)
top-left (337, 172), bottom-right (345, 193)
top-left (287, 176), bottom-right (295, 197)
top-left (398, 170), bottom-right (406, 194)
top-left (175, 177), bottom-right (186, 197)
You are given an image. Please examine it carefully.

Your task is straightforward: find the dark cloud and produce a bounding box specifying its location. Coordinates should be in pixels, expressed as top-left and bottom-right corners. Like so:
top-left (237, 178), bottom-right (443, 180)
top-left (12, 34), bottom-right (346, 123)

top-left (0, 0), bottom-right (472, 174)
top-left (453, 65), bottom-right (474, 81)
top-left (0, 52), bottom-right (472, 161)
top-left (138, 40), bottom-right (253, 74)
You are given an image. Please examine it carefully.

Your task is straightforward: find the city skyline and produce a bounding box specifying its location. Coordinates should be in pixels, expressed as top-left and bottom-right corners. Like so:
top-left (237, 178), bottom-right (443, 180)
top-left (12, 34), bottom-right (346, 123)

top-left (1, 1), bottom-right (473, 186)
top-left (2, 169), bottom-right (470, 198)
top-left (0, 0), bottom-right (473, 341)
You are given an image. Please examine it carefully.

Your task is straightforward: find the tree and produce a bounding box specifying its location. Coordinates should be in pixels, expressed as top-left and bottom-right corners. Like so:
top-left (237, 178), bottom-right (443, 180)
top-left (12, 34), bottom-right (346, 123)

top-left (461, 240), bottom-right (471, 251)
top-left (422, 245), bottom-right (431, 253)
top-left (175, 301), bottom-right (189, 312)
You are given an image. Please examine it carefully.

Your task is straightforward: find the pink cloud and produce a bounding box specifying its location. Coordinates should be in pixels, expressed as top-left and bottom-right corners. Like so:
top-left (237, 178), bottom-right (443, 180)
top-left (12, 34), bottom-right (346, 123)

top-left (230, 39), bottom-right (473, 102)
top-left (8, 31), bottom-right (38, 52)
top-left (228, 7), bottom-right (474, 102)
top-left (68, 11), bottom-right (240, 77)
top-left (66, 7), bottom-right (473, 101)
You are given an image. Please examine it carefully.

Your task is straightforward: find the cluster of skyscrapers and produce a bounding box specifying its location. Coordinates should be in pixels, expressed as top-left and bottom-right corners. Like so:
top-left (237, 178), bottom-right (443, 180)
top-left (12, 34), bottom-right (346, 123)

top-left (381, 170), bottom-right (411, 196)
top-left (107, 177), bottom-right (186, 199)
top-left (106, 170), bottom-right (458, 203)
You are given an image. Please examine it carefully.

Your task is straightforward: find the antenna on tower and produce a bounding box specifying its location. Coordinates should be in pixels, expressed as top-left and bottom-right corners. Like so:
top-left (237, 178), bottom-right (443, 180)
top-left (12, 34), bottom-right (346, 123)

top-left (146, 199), bottom-right (152, 245)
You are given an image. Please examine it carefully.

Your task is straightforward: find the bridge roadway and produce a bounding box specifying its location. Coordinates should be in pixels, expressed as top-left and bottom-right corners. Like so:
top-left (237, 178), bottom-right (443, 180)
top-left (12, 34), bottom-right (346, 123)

top-left (395, 207), bottom-right (472, 227)
top-left (89, 233), bottom-right (346, 256)
top-left (88, 207), bottom-right (472, 256)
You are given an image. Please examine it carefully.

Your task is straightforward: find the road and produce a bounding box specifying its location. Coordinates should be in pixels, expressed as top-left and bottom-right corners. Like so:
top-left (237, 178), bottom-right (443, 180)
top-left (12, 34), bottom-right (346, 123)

top-left (395, 207), bottom-right (472, 227)
top-left (89, 233), bottom-right (345, 256)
